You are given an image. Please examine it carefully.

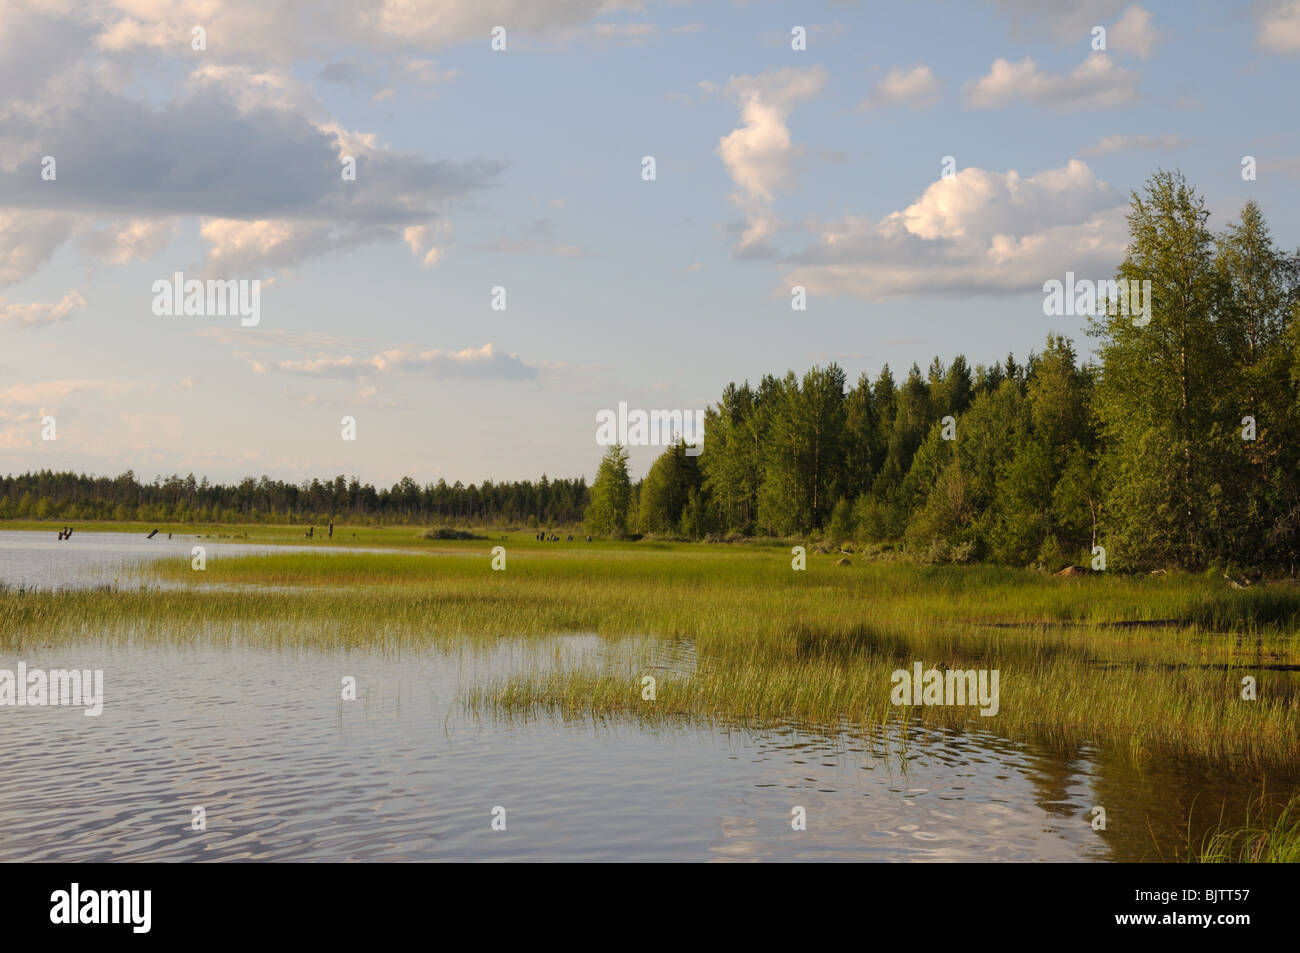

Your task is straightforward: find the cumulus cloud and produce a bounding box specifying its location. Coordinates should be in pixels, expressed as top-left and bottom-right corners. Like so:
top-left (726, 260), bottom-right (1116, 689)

top-left (964, 53), bottom-right (1140, 110)
top-left (0, 12), bottom-right (504, 283)
top-left (1109, 6), bottom-right (1161, 58)
top-left (861, 65), bottom-right (941, 109)
top-left (712, 66), bottom-right (828, 255)
top-left (783, 159), bottom-right (1128, 301)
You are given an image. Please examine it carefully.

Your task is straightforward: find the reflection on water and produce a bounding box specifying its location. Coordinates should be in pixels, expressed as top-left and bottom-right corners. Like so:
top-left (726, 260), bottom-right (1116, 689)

top-left (0, 635), bottom-right (1280, 862)
top-left (0, 530), bottom-right (422, 591)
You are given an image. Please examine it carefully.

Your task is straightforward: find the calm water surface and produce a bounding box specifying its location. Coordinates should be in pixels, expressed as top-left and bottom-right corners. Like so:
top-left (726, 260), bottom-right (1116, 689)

top-left (0, 531), bottom-right (1284, 862)
top-left (0, 529), bottom-right (424, 591)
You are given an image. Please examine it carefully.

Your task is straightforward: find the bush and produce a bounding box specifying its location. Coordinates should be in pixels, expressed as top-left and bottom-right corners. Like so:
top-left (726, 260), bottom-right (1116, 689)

top-left (420, 527), bottom-right (486, 540)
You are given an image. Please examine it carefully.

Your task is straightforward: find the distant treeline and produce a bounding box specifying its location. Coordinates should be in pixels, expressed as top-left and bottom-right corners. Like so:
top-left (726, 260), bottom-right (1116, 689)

top-left (0, 471), bottom-right (588, 527)
top-left (584, 172), bottom-right (1300, 570)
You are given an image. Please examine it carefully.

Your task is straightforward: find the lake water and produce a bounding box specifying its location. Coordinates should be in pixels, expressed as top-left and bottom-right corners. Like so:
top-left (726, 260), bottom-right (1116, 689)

top-left (0, 529), bottom-right (424, 591)
top-left (0, 531), bottom-right (1286, 862)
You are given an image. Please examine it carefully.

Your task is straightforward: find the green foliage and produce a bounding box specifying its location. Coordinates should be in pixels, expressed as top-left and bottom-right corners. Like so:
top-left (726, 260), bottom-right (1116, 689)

top-left (690, 170), bottom-right (1298, 571)
top-left (1089, 172), bottom-right (1299, 568)
top-left (0, 469), bottom-right (590, 526)
top-left (756, 365), bottom-right (848, 535)
top-left (826, 496), bottom-right (853, 541)
top-left (638, 440), bottom-right (703, 536)
top-left (585, 444), bottom-right (632, 537)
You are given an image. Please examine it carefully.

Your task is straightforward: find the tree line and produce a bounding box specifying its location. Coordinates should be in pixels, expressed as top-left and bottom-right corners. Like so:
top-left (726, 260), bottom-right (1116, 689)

top-left (0, 470), bottom-right (588, 527)
top-left (585, 172), bottom-right (1300, 570)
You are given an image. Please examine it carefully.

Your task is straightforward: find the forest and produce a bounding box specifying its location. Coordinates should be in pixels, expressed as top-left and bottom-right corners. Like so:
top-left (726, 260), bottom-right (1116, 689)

top-left (585, 173), bottom-right (1300, 571)
top-left (0, 470), bottom-right (589, 528)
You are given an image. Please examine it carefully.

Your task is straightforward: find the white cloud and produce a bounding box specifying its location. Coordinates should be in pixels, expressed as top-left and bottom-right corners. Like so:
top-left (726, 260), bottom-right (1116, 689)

top-left (253, 342), bottom-right (537, 381)
top-left (199, 217), bottom-right (400, 274)
top-left (713, 66), bottom-right (828, 254)
top-left (0, 52), bottom-right (500, 281)
top-left (964, 53), bottom-right (1139, 110)
top-left (0, 211), bottom-right (78, 286)
top-left (783, 159), bottom-right (1128, 301)
top-left (862, 65), bottom-right (941, 109)
top-left (1109, 6), bottom-right (1160, 59)
top-left (1256, 0), bottom-right (1300, 53)
top-left (186, 63), bottom-right (316, 115)
top-left (79, 218), bottom-right (178, 264)
top-left (404, 224), bottom-right (452, 266)
top-left (0, 290), bottom-right (85, 328)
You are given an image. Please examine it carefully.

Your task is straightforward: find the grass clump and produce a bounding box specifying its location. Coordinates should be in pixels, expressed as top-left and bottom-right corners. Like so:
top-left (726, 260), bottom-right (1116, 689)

top-left (1188, 790), bottom-right (1300, 862)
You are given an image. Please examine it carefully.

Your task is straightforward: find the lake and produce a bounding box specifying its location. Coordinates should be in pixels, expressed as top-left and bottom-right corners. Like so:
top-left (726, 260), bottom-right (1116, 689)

top-left (0, 529), bottom-right (418, 591)
top-left (0, 531), bottom-right (1283, 861)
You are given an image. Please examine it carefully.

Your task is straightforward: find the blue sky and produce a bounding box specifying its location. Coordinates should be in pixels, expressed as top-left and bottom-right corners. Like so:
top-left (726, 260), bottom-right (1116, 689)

top-left (1, 0), bottom-right (1298, 486)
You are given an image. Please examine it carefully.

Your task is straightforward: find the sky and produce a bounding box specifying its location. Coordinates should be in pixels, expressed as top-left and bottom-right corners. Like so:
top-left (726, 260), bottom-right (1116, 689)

top-left (1, 0), bottom-right (1298, 487)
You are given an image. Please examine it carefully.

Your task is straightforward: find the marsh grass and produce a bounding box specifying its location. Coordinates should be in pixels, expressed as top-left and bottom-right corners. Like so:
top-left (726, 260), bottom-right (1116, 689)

top-left (2, 538), bottom-right (1297, 768)
top-left (1187, 789), bottom-right (1300, 862)
top-left (466, 651), bottom-right (1299, 770)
